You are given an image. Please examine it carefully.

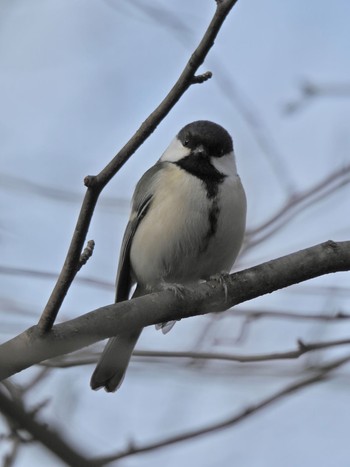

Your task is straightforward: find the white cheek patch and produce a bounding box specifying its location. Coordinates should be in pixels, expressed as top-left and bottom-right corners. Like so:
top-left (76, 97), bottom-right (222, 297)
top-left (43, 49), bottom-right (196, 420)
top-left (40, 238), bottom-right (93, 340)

top-left (160, 137), bottom-right (191, 163)
top-left (211, 151), bottom-right (237, 177)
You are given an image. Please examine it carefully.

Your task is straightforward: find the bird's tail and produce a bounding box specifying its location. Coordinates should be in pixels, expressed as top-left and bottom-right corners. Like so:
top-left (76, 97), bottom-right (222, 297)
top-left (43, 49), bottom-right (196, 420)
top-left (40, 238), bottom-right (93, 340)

top-left (90, 328), bottom-right (142, 392)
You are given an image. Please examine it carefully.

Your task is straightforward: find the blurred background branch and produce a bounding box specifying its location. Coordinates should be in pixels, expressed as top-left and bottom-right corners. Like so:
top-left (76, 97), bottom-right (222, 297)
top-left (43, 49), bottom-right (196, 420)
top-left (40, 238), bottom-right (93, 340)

top-left (284, 80), bottom-right (350, 114)
top-left (94, 352), bottom-right (350, 463)
top-left (1, 0), bottom-right (350, 466)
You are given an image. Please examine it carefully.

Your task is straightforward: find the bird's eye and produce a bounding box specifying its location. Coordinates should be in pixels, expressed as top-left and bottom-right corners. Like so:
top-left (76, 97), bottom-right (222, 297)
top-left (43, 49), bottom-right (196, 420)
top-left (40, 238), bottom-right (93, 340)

top-left (183, 133), bottom-right (191, 147)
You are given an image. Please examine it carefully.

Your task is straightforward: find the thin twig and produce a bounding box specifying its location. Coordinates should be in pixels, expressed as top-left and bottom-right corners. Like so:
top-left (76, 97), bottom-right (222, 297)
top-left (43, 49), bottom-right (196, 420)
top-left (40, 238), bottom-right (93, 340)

top-left (93, 353), bottom-right (350, 463)
top-left (213, 58), bottom-right (296, 195)
top-left (20, 367), bottom-right (51, 394)
top-left (0, 265), bottom-right (113, 292)
top-left (41, 336), bottom-right (350, 368)
top-left (225, 308), bottom-right (350, 322)
top-left (37, 0), bottom-right (239, 333)
top-left (245, 164), bottom-right (350, 247)
top-left (284, 80), bottom-right (350, 114)
top-left (0, 381), bottom-right (36, 465)
top-left (135, 337), bottom-right (350, 362)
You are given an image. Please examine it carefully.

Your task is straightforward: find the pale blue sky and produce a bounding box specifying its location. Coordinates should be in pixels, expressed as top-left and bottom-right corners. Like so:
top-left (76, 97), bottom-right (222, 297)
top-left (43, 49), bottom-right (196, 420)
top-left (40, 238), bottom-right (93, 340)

top-left (1, 1), bottom-right (350, 466)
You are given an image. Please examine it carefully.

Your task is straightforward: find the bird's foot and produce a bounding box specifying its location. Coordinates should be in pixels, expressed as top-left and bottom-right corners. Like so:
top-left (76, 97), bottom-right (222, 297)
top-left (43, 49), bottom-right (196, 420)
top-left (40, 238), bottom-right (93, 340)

top-left (160, 281), bottom-right (187, 298)
top-left (209, 272), bottom-right (231, 302)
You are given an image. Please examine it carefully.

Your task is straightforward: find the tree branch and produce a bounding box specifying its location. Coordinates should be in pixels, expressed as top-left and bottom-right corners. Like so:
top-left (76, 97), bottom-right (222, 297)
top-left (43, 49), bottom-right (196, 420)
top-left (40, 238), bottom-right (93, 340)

top-left (228, 308), bottom-right (350, 322)
top-left (136, 337), bottom-right (350, 363)
top-left (244, 164), bottom-right (350, 251)
top-left (1, 240), bottom-right (350, 381)
top-left (0, 388), bottom-right (98, 467)
top-left (37, 0), bottom-right (239, 334)
top-left (284, 80), bottom-right (350, 114)
top-left (93, 353), bottom-right (350, 463)
top-left (39, 335), bottom-right (350, 369)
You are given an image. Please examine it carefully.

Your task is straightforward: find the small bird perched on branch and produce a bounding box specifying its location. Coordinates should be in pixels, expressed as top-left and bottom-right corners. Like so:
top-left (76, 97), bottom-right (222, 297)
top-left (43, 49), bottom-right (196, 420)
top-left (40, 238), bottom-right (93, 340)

top-left (90, 120), bottom-right (247, 392)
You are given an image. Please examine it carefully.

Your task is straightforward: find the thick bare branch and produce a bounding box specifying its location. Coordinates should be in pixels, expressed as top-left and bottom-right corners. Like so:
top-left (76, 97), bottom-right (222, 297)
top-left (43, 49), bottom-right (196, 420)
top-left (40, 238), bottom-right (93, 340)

top-left (0, 240), bottom-right (349, 381)
top-left (37, 0), bottom-right (239, 334)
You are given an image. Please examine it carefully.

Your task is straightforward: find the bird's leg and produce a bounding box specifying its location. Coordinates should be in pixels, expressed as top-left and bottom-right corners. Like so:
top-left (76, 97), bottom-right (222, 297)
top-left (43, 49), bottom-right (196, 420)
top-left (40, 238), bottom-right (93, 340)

top-left (209, 272), bottom-right (231, 302)
top-left (154, 282), bottom-right (189, 334)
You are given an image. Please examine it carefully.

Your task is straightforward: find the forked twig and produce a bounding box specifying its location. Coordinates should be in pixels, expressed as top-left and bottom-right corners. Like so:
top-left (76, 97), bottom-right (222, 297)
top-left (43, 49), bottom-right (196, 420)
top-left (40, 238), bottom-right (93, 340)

top-left (37, 0), bottom-right (239, 333)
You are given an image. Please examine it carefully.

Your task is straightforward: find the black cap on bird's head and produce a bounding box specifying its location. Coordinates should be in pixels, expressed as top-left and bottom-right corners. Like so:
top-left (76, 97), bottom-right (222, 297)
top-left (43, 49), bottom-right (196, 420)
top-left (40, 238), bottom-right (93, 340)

top-left (177, 120), bottom-right (233, 158)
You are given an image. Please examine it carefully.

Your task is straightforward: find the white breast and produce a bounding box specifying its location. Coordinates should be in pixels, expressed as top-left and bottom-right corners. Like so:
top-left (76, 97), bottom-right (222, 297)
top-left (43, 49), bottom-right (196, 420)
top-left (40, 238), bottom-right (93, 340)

top-left (130, 161), bottom-right (246, 289)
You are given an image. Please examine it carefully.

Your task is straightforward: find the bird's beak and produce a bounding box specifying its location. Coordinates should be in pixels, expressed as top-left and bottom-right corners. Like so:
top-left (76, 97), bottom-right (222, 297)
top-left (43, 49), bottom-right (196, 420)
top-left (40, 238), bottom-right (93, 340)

top-left (193, 144), bottom-right (208, 158)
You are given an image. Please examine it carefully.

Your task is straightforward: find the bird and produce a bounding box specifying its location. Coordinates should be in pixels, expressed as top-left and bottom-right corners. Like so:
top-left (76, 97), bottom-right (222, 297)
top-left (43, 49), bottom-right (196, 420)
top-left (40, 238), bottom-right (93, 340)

top-left (90, 120), bottom-right (247, 392)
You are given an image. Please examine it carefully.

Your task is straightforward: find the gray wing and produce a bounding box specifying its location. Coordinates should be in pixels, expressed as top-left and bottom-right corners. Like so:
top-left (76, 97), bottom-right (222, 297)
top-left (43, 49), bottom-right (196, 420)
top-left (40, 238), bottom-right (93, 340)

top-left (115, 162), bottom-right (166, 302)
